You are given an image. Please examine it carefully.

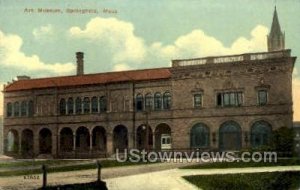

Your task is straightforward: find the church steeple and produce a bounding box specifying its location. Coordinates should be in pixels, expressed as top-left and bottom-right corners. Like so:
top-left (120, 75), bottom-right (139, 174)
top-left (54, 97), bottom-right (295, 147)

top-left (267, 6), bottom-right (285, 52)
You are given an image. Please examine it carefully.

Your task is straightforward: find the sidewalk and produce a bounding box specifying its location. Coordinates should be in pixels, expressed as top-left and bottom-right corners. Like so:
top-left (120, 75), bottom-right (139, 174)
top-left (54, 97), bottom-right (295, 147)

top-left (105, 166), bottom-right (300, 190)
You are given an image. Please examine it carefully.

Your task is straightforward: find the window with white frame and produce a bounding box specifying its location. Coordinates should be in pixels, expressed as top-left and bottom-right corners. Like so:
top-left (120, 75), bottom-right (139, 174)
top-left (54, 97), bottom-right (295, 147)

top-left (258, 90), bottom-right (268, 106)
top-left (216, 91), bottom-right (243, 107)
top-left (194, 94), bottom-right (202, 108)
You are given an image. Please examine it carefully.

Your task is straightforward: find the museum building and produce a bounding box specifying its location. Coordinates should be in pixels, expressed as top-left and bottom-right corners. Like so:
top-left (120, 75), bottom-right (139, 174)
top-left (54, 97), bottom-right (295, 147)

top-left (2, 8), bottom-right (296, 158)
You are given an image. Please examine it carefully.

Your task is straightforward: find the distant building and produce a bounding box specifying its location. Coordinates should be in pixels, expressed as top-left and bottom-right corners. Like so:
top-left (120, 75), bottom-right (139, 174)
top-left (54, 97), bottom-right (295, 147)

top-left (2, 8), bottom-right (297, 158)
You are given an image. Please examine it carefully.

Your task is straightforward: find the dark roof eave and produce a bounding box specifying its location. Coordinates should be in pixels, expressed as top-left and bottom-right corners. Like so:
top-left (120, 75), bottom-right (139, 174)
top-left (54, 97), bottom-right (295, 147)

top-left (4, 76), bottom-right (171, 93)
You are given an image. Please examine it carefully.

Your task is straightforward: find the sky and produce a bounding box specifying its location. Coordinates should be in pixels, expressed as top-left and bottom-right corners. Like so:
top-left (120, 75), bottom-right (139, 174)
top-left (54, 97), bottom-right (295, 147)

top-left (0, 0), bottom-right (299, 120)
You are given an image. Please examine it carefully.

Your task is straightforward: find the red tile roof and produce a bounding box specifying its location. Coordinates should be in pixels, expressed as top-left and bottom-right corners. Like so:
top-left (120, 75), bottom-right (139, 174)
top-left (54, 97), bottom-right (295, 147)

top-left (4, 68), bottom-right (171, 92)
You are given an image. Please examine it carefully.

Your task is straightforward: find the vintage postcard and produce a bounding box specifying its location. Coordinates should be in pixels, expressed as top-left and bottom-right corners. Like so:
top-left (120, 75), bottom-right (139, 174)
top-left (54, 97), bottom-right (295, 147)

top-left (0, 0), bottom-right (300, 189)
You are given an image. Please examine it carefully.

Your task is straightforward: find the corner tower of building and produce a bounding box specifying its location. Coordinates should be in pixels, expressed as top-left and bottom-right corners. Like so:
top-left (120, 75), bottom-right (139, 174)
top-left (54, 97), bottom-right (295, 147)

top-left (267, 6), bottom-right (285, 52)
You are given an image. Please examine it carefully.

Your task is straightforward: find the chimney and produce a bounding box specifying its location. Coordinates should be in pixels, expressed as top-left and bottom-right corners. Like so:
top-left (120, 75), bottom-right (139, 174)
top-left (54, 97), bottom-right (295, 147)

top-left (76, 52), bottom-right (84, 75)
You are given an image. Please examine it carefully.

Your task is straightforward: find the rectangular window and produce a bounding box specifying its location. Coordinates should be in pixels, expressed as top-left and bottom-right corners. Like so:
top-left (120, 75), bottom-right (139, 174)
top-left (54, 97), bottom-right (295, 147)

top-left (194, 94), bottom-right (202, 108)
top-left (100, 96), bottom-right (107, 112)
top-left (216, 91), bottom-right (243, 107)
top-left (224, 93), bottom-right (230, 106)
top-left (258, 90), bottom-right (268, 105)
top-left (217, 94), bottom-right (222, 106)
top-left (154, 99), bottom-right (161, 110)
top-left (7, 103), bottom-right (12, 117)
top-left (145, 96), bottom-right (153, 110)
top-left (237, 92), bottom-right (243, 106)
top-left (230, 92), bottom-right (236, 105)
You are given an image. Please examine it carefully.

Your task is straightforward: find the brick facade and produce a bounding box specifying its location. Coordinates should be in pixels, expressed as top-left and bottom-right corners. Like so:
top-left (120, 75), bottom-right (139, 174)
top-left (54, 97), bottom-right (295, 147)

top-left (2, 49), bottom-right (296, 158)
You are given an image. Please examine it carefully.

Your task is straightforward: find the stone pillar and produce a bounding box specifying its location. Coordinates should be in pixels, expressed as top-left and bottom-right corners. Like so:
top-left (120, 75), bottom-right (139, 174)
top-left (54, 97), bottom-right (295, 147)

top-left (73, 100), bottom-right (76, 115)
top-left (242, 131), bottom-right (249, 149)
top-left (18, 132), bottom-right (22, 155)
top-left (152, 134), bottom-right (155, 150)
top-left (98, 97), bottom-right (100, 113)
top-left (33, 131), bottom-right (39, 157)
top-left (57, 134), bottom-right (60, 155)
top-left (128, 132), bottom-right (134, 149)
top-left (73, 132), bottom-right (76, 151)
top-left (212, 131), bottom-right (218, 150)
top-left (106, 133), bottom-right (113, 155)
top-left (89, 100), bottom-right (92, 114)
top-left (52, 134), bottom-right (57, 157)
top-left (65, 102), bottom-right (67, 115)
top-left (89, 132), bottom-right (93, 151)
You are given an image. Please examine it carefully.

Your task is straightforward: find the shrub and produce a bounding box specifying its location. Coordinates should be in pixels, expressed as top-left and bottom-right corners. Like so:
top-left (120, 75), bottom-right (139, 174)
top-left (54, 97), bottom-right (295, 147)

top-left (271, 127), bottom-right (294, 156)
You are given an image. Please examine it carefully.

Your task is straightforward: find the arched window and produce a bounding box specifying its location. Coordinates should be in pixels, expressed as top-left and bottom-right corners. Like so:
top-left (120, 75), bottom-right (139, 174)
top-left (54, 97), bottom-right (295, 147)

top-left (251, 121), bottom-right (272, 147)
top-left (14, 102), bottom-right (20, 117)
top-left (7, 103), bottom-right (12, 117)
top-left (67, 98), bottom-right (74, 115)
top-left (113, 125), bottom-right (128, 151)
top-left (75, 97), bottom-right (82, 114)
top-left (154, 93), bottom-right (162, 110)
top-left (7, 130), bottom-right (19, 152)
top-left (136, 94), bottom-right (143, 111)
top-left (59, 99), bottom-right (66, 115)
top-left (163, 92), bottom-right (171, 110)
top-left (83, 97), bottom-right (90, 114)
top-left (190, 123), bottom-right (210, 148)
top-left (219, 121), bottom-right (242, 150)
top-left (145, 93), bottom-right (153, 110)
top-left (99, 96), bottom-right (107, 112)
top-left (91, 97), bottom-right (98, 113)
top-left (21, 101), bottom-right (27, 116)
top-left (28, 100), bottom-right (34, 117)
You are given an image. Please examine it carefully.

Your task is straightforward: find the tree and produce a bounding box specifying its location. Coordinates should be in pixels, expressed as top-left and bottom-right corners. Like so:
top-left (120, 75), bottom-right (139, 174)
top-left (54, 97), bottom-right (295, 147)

top-left (272, 127), bottom-right (294, 156)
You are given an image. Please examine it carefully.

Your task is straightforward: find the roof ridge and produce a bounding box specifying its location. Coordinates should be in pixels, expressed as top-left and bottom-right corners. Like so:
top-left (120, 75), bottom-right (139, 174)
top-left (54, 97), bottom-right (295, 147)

top-left (11, 66), bottom-right (171, 82)
top-left (4, 67), bottom-right (172, 92)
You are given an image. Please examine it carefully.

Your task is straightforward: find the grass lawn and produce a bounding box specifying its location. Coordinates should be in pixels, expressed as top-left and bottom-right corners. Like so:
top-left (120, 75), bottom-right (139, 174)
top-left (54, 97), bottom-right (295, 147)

top-left (181, 158), bottom-right (300, 169)
top-left (0, 159), bottom-right (84, 168)
top-left (183, 171), bottom-right (300, 190)
top-left (0, 159), bottom-right (158, 177)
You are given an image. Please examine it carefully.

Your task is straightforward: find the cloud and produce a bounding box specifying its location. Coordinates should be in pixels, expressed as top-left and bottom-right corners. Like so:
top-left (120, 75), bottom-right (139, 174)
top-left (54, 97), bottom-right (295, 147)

top-left (0, 30), bottom-right (75, 75)
top-left (69, 17), bottom-right (145, 65)
top-left (33, 24), bottom-right (54, 39)
top-left (149, 25), bottom-right (269, 60)
top-left (294, 68), bottom-right (298, 76)
top-left (113, 63), bottom-right (131, 71)
top-left (69, 17), bottom-right (269, 71)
